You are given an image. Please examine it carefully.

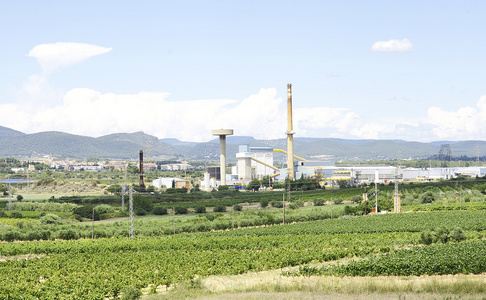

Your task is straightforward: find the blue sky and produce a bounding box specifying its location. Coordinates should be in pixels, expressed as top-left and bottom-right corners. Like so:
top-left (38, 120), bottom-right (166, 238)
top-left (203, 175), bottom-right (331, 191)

top-left (1, 1), bottom-right (485, 142)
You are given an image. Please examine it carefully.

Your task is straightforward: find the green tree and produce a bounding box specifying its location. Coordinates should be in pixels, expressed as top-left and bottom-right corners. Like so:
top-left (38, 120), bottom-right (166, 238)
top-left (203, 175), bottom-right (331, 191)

top-left (246, 178), bottom-right (261, 192)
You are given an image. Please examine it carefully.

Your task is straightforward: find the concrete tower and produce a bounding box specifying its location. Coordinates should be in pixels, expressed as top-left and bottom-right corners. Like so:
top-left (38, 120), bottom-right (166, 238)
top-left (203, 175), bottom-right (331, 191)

top-left (287, 84), bottom-right (295, 180)
top-left (212, 129), bottom-right (234, 186)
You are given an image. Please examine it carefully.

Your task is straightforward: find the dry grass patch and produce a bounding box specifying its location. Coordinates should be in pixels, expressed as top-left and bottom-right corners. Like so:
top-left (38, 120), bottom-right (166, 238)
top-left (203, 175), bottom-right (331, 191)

top-left (144, 268), bottom-right (486, 300)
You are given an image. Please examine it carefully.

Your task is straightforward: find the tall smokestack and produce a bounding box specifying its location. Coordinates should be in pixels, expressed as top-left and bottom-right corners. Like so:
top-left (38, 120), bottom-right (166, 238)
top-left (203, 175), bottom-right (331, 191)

top-left (139, 150), bottom-right (145, 189)
top-left (287, 84), bottom-right (295, 180)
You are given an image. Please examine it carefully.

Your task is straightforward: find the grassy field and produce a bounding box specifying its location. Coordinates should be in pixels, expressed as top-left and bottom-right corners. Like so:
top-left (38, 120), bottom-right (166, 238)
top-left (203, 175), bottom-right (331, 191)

top-left (1, 210), bottom-right (486, 299)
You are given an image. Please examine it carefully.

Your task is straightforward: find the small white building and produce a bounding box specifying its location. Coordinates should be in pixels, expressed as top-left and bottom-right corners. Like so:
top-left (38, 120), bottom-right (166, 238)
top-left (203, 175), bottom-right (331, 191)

top-left (152, 177), bottom-right (189, 189)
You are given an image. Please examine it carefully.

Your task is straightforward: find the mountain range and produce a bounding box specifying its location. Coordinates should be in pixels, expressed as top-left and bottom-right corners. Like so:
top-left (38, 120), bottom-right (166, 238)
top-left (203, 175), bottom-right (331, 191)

top-left (0, 125), bottom-right (485, 161)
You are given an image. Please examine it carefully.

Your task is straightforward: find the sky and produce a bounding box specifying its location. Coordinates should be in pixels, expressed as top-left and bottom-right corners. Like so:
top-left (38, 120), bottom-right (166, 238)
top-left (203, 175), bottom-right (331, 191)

top-left (1, 1), bottom-right (486, 142)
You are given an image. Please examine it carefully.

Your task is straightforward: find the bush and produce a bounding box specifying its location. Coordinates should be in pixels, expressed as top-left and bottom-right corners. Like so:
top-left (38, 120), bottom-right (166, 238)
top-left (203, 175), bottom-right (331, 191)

top-left (294, 200), bottom-right (305, 207)
top-left (233, 204), bottom-right (243, 211)
top-left (313, 198), bottom-right (325, 206)
top-left (271, 200), bottom-right (283, 208)
top-left (74, 206), bottom-right (100, 221)
top-left (260, 199), bottom-right (269, 208)
top-left (174, 207), bottom-right (188, 215)
top-left (213, 206), bottom-right (226, 212)
top-left (10, 212), bottom-right (23, 218)
top-left (420, 191), bottom-right (436, 204)
top-left (333, 198), bottom-right (344, 205)
top-left (16, 195), bottom-right (23, 201)
top-left (350, 195), bottom-right (362, 203)
top-left (58, 229), bottom-right (79, 240)
top-left (2, 230), bottom-right (20, 242)
top-left (153, 206), bottom-right (168, 215)
top-left (121, 286), bottom-right (142, 300)
top-left (40, 214), bottom-right (62, 225)
top-left (94, 204), bottom-right (115, 214)
top-left (135, 208), bottom-right (146, 216)
top-left (194, 206), bottom-right (206, 213)
top-left (289, 203), bottom-right (299, 210)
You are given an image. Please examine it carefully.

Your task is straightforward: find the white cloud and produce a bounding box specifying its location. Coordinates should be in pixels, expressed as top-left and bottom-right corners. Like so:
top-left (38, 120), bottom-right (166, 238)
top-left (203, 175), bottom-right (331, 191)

top-left (426, 98), bottom-right (486, 139)
top-left (371, 39), bottom-right (414, 52)
top-left (28, 42), bottom-right (112, 73)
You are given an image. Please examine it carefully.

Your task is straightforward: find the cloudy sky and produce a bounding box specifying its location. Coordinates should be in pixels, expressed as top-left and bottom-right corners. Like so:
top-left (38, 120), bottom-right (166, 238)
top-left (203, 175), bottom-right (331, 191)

top-left (1, 1), bottom-right (486, 142)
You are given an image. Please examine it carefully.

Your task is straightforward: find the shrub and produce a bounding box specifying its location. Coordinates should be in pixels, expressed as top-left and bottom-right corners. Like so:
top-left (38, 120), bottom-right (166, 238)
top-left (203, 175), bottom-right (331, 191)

top-left (294, 200), bottom-right (305, 207)
top-left (213, 206), bottom-right (226, 212)
top-left (40, 214), bottom-right (62, 225)
top-left (350, 195), bottom-right (362, 203)
top-left (58, 229), bottom-right (79, 240)
top-left (233, 204), bottom-right (242, 211)
top-left (313, 198), bottom-right (325, 206)
top-left (2, 230), bottom-right (20, 242)
top-left (16, 195), bottom-right (23, 201)
top-left (288, 203), bottom-right (299, 210)
top-left (259, 199), bottom-right (269, 208)
top-left (333, 198), bottom-right (344, 205)
top-left (94, 204), bottom-right (115, 214)
top-left (153, 206), bottom-right (168, 215)
top-left (74, 206), bottom-right (100, 221)
top-left (420, 191), bottom-right (436, 204)
top-left (194, 206), bottom-right (206, 213)
top-left (10, 212), bottom-right (23, 218)
top-left (271, 200), bottom-right (283, 208)
top-left (135, 208), bottom-right (146, 216)
top-left (174, 207), bottom-right (188, 215)
top-left (121, 286), bottom-right (142, 300)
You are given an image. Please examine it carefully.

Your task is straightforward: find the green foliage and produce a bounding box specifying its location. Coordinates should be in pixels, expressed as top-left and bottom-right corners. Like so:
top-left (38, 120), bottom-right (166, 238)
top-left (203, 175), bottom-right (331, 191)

top-left (233, 204), bottom-right (242, 211)
top-left (288, 203), bottom-right (299, 210)
top-left (420, 227), bottom-right (467, 245)
top-left (133, 195), bottom-right (153, 212)
top-left (271, 200), bottom-right (283, 208)
top-left (217, 185), bottom-right (229, 191)
top-left (246, 178), bottom-right (261, 191)
top-left (74, 206), bottom-right (100, 221)
top-left (333, 198), bottom-right (344, 205)
top-left (121, 286), bottom-right (142, 300)
top-left (16, 195), bottom-right (23, 201)
top-left (94, 204), bottom-right (115, 214)
top-left (350, 195), bottom-right (362, 203)
top-left (194, 206), bottom-right (206, 213)
top-left (259, 199), bottom-right (269, 208)
top-left (40, 213), bottom-right (62, 225)
top-left (10, 212), bottom-right (22, 218)
top-left (135, 208), bottom-right (147, 216)
top-left (213, 206), bottom-right (226, 213)
top-left (313, 198), bottom-right (325, 206)
top-left (174, 207), bottom-right (188, 215)
top-left (57, 229), bottom-right (78, 240)
top-left (421, 191), bottom-right (436, 204)
top-left (153, 206), bottom-right (168, 215)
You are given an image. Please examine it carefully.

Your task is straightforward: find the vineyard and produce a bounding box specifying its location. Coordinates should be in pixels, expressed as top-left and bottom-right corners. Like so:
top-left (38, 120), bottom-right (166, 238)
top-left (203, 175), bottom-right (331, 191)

top-left (1, 210), bottom-right (486, 299)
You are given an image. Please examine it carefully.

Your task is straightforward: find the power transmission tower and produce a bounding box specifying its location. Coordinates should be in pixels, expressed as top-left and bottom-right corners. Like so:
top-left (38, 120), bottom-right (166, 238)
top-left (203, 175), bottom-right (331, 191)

top-left (129, 187), bottom-right (134, 238)
top-left (439, 144), bottom-right (451, 167)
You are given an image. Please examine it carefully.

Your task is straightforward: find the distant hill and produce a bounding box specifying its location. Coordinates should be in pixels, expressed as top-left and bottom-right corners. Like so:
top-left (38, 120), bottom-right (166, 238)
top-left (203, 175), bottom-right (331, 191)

top-left (0, 126), bottom-right (24, 140)
top-left (0, 131), bottom-right (178, 160)
top-left (0, 125), bottom-right (485, 161)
